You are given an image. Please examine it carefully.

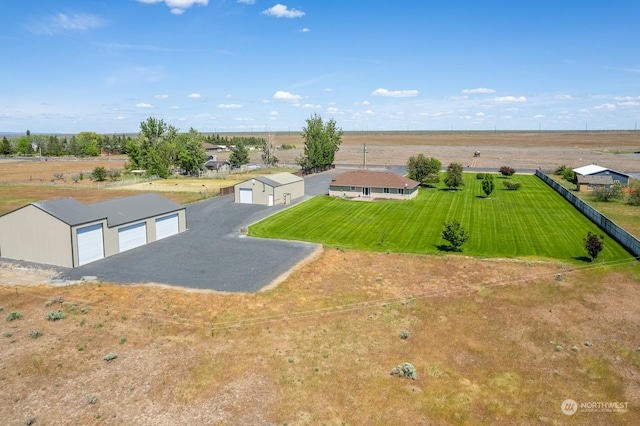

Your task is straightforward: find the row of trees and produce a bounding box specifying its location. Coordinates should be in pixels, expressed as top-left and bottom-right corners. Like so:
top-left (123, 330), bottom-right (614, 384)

top-left (1, 131), bottom-right (133, 157)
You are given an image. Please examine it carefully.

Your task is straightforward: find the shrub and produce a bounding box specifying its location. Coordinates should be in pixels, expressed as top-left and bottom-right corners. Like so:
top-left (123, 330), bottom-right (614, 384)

top-left (584, 232), bottom-right (605, 261)
top-left (502, 180), bottom-right (521, 190)
top-left (29, 330), bottom-right (43, 339)
top-left (499, 165), bottom-right (516, 177)
top-left (476, 173), bottom-right (485, 180)
top-left (87, 395), bottom-right (99, 404)
top-left (594, 182), bottom-right (623, 202)
top-left (107, 168), bottom-right (121, 182)
top-left (400, 329), bottom-right (410, 340)
top-left (555, 164), bottom-right (575, 182)
top-left (628, 185), bottom-right (640, 206)
top-left (103, 352), bottom-right (118, 362)
top-left (91, 166), bottom-right (107, 182)
top-left (390, 362), bottom-right (417, 380)
top-left (441, 219), bottom-right (469, 252)
top-left (46, 310), bottom-right (67, 321)
top-left (280, 144), bottom-right (296, 150)
top-left (6, 311), bottom-right (23, 322)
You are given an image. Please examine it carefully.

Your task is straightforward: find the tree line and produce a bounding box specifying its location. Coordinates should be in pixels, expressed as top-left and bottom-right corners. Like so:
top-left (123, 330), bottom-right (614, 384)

top-left (1, 131), bottom-right (133, 157)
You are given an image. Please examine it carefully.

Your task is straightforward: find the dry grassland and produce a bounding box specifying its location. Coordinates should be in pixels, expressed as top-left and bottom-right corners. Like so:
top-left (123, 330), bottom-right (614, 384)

top-left (0, 250), bottom-right (638, 424)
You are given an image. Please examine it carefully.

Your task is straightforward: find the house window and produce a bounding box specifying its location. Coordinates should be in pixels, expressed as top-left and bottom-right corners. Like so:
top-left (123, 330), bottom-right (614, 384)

top-left (398, 188), bottom-right (404, 195)
top-left (383, 188), bottom-right (390, 194)
top-left (350, 186), bottom-right (356, 191)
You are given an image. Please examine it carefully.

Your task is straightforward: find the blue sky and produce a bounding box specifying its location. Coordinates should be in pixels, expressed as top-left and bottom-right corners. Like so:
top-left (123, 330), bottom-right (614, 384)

top-left (1, 0), bottom-right (639, 134)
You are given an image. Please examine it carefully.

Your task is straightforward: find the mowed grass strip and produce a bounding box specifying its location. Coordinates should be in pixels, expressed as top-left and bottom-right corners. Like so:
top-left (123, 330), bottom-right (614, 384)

top-left (250, 174), bottom-right (632, 262)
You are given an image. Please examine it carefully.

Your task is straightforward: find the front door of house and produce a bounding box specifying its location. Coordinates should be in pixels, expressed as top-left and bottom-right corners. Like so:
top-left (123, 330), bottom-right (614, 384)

top-left (362, 187), bottom-right (371, 196)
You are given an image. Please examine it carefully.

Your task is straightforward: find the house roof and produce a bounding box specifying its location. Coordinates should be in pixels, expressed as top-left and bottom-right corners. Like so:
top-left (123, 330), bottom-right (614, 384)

top-left (573, 164), bottom-right (608, 175)
top-left (330, 170), bottom-right (420, 189)
top-left (89, 192), bottom-right (184, 227)
top-left (252, 172), bottom-right (303, 187)
top-left (577, 175), bottom-right (614, 185)
top-left (33, 198), bottom-right (104, 226)
top-left (11, 193), bottom-right (183, 228)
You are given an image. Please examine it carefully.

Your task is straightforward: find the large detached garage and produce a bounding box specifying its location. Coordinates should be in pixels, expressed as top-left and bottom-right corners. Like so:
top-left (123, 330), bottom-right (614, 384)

top-left (234, 172), bottom-right (304, 206)
top-left (0, 193), bottom-right (186, 268)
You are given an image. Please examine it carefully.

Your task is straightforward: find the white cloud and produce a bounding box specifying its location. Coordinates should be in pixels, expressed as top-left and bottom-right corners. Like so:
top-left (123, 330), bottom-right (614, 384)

top-left (28, 13), bottom-right (105, 35)
top-left (270, 111), bottom-right (279, 116)
top-left (462, 88), bottom-right (495, 94)
top-left (365, 110), bottom-right (375, 115)
top-left (371, 88), bottom-right (419, 98)
top-left (136, 103), bottom-right (153, 108)
top-left (154, 94), bottom-right (169, 99)
top-left (595, 103), bottom-right (616, 110)
top-left (261, 4), bottom-right (305, 18)
top-left (476, 112), bottom-right (485, 117)
top-left (326, 107), bottom-right (338, 113)
top-left (554, 94), bottom-right (574, 100)
top-left (273, 91), bottom-right (301, 101)
top-left (534, 114), bottom-right (545, 119)
top-left (302, 104), bottom-right (320, 108)
top-left (187, 93), bottom-right (201, 99)
top-left (238, 0), bottom-right (255, 4)
top-left (493, 96), bottom-right (527, 103)
top-left (170, 106), bottom-right (180, 110)
top-left (300, 28), bottom-right (310, 33)
top-left (137, 0), bottom-right (209, 14)
top-left (217, 103), bottom-right (242, 109)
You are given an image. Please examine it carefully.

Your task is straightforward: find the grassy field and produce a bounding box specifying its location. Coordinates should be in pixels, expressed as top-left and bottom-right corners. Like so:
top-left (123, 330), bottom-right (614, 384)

top-left (250, 174), bottom-right (632, 263)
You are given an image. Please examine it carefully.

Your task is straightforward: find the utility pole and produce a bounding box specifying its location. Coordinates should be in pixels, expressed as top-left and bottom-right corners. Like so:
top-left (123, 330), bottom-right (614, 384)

top-left (363, 143), bottom-right (367, 170)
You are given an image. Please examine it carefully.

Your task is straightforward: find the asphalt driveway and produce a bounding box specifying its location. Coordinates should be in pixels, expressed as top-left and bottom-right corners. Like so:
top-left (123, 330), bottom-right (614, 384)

top-left (33, 166), bottom-right (400, 293)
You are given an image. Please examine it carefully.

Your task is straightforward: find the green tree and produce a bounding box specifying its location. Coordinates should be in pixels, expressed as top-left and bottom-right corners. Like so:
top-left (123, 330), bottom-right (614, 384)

top-left (444, 162), bottom-right (464, 190)
top-left (583, 232), bottom-right (604, 261)
top-left (407, 154), bottom-right (441, 186)
top-left (594, 182), bottom-right (624, 202)
top-left (502, 180), bottom-right (521, 190)
top-left (76, 131), bottom-right (101, 157)
top-left (126, 117), bottom-right (178, 178)
top-left (441, 219), bottom-right (469, 252)
top-left (46, 135), bottom-right (63, 156)
top-left (16, 136), bottom-right (34, 155)
top-left (260, 134), bottom-right (279, 168)
top-left (229, 142), bottom-right (250, 168)
top-left (1, 136), bottom-right (13, 155)
top-left (177, 128), bottom-right (207, 175)
top-left (482, 173), bottom-right (495, 198)
top-left (628, 184), bottom-right (640, 206)
top-left (298, 113), bottom-right (343, 170)
top-left (91, 166), bottom-right (107, 182)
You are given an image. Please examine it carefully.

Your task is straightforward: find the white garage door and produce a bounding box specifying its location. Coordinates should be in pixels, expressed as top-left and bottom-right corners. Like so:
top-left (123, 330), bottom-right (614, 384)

top-left (239, 188), bottom-right (253, 204)
top-left (77, 223), bottom-right (104, 266)
top-left (155, 214), bottom-right (179, 240)
top-left (118, 222), bottom-right (147, 252)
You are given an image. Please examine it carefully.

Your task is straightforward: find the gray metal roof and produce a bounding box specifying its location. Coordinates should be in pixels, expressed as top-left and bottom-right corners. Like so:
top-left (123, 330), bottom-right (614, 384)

top-left (253, 172), bottom-right (303, 188)
top-left (88, 192), bottom-right (184, 227)
top-left (33, 198), bottom-right (105, 226)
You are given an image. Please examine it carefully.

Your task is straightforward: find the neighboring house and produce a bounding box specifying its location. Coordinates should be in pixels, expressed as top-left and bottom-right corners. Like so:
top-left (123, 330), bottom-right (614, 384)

top-left (0, 193), bottom-right (186, 268)
top-left (234, 172), bottom-right (304, 206)
top-left (576, 174), bottom-right (614, 192)
top-left (203, 157), bottom-right (230, 172)
top-left (329, 170), bottom-right (420, 200)
top-left (573, 164), bottom-right (632, 191)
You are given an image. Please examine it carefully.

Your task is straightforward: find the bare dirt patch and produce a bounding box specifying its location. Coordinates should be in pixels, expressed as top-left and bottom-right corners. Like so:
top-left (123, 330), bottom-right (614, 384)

top-left (1, 250), bottom-right (638, 424)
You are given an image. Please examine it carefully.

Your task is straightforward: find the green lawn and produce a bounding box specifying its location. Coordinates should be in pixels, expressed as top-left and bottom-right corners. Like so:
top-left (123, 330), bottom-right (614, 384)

top-left (249, 174), bottom-right (633, 263)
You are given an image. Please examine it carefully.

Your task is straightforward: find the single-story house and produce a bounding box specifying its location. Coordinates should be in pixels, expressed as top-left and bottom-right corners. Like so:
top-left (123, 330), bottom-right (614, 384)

top-left (576, 174), bottom-right (614, 192)
top-left (234, 172), bottom-right (304, 206)
top-left (329, 170), bottom-right (420, 200)
top-left (573, 164), bottom-right (632, 190)
top-left (0, 193), bottom-right (186, 268)
top-left (203, 158), bottom-right (230, 172)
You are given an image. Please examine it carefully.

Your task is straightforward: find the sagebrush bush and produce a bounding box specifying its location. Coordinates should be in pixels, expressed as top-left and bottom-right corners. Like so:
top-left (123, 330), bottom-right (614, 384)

top-left (400, 329), bottom-right (410, 340)
top-left (29, 330), bottom-right (43, 339)
top-left (103, 352), bottom-right (118, 362)
top-left (6, 311), bottom-right (23, 322)
top-left (390, 362), bottom-right (417, 380)
top-left (46, 310), bottom-right (67, 321)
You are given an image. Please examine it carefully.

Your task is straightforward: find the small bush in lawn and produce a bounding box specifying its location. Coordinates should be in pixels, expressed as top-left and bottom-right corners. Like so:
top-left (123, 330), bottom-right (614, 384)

top-left (390, 362), bottom-right (417, 380)
top-left (400, 329), bottom-right (410, 340)
top-left (103, 352), bottom-right (118, 362)
top-left (499, 165), bottom-right (516, 177)
top-left (46, 310), bottom-right (67, 321)
top-left (6, 311), bottom-right (23, 322)
top-left (476, 173), bottom-right (485, 180)
top-left (502, 180), bottom-right (521, 190)
top-left (29, 330), bottom-right (43, 339)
